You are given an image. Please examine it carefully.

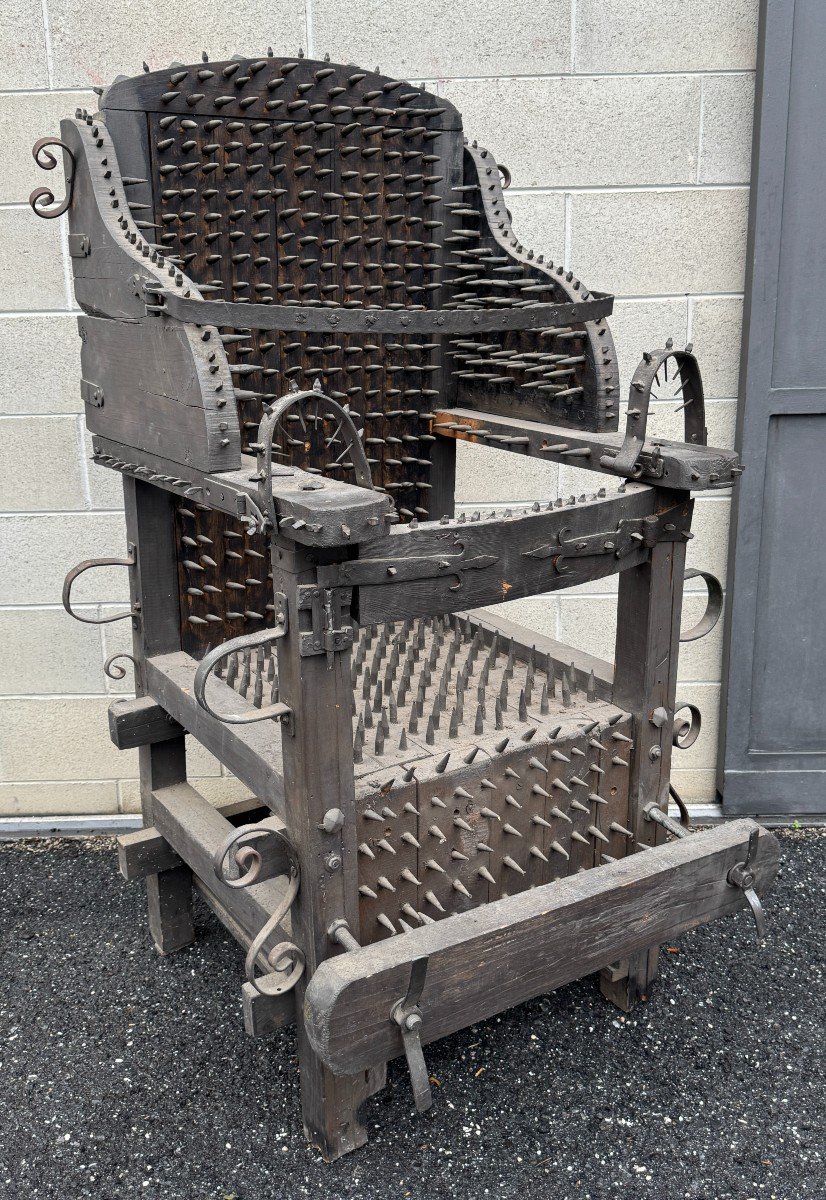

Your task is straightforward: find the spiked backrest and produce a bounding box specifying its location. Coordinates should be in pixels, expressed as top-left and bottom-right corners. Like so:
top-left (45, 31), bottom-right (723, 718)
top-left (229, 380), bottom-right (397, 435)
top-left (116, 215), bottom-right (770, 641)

top-left (96, 55), bottom-right (619, 657)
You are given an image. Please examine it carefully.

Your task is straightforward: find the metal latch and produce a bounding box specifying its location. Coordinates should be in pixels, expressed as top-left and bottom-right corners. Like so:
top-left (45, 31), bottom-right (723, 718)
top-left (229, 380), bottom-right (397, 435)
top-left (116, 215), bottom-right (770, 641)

top-left (727, 827), bottom-right (767, 940)
top-left (390, 957), bottom-right (432, 1113)
top-left (297, 585), bottom-right (353, 665)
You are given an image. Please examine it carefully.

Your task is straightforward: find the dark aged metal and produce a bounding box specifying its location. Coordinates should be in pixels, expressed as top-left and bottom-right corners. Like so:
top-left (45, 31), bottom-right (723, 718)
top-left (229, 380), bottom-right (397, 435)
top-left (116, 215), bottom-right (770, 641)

top-left (37, 52), bottom-right (779, 1160)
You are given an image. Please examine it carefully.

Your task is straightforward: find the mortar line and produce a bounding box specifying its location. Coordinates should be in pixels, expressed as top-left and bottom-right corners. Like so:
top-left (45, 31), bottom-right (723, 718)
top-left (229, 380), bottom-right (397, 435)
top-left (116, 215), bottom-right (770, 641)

top-left (38, 0), bottom-right (55, 89)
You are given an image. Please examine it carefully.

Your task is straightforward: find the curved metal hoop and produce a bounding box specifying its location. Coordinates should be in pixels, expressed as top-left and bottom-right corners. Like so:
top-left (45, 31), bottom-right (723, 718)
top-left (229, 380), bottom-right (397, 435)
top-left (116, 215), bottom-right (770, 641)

top-left (212, 823), bottom-right (305, 995)
top-left (256, 383), bottom-right (372, 527)
top-left (497, 162), bottom-right (512, 189)
top-left (62, 550), bottom-right (139, 625)
top-left (603, 343), bottom-right (707, 478)
top-left (104, 652), bottom-right (140, 683)
top-left (672, 700), bottom-right (702, 750)
top-left (29, 137), bottom-right (76, 219)
top-left (194, 622), bottom-right (290, 724)
top-left (680, 568), bottom-right (723, 642)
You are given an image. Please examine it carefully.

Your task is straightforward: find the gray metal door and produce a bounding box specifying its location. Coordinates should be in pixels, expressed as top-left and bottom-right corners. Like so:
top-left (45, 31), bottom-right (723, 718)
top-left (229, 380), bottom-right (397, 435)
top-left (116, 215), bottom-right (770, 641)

top-left (719, 0), bottom-right (826, 817)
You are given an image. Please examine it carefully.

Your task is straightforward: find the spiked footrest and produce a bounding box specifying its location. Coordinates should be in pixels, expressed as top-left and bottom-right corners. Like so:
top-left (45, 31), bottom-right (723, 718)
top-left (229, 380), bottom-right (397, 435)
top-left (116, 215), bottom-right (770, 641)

top-left (305, 820), bottom-right (780, 1077)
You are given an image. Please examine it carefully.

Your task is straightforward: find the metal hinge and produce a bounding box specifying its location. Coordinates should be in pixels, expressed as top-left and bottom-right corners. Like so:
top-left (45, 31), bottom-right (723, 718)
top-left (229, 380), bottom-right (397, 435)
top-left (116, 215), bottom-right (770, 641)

top-left (80, 378), bottom-right (104, 408)
top-left (297, 585), bottom-right (353, 666)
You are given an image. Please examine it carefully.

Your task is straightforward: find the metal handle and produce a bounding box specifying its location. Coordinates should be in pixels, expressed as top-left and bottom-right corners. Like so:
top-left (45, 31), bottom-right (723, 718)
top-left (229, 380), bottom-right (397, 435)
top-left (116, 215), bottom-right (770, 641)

top-left (680, 568), bottom-right (723, 642)
top-left (62, 547), bottom-right (139, 625)
top-left (727, 827), bottom-right (767, 940)
top-left (194, 622), bottom-right (291, 724)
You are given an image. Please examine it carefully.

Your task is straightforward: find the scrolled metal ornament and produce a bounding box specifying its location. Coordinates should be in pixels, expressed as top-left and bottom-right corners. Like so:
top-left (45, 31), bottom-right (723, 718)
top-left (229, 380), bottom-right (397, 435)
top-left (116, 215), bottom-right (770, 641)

top-left (212, 823), bottom-right (305, 996)
top-left (29, 137), bottom-right (76, 219)
top-left (104, 652), bottom-right (140, 683)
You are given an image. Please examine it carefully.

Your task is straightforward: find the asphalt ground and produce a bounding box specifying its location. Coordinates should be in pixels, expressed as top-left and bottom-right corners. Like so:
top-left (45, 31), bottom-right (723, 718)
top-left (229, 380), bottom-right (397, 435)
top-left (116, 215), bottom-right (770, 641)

top-left (0, 829), bottom-right (822, 1200)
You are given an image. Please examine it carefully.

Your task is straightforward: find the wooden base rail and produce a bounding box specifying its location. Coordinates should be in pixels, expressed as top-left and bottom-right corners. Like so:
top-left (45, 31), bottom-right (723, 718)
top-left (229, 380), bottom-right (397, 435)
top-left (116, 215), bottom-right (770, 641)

top-left (305, 820), bottom-right (779, 1076)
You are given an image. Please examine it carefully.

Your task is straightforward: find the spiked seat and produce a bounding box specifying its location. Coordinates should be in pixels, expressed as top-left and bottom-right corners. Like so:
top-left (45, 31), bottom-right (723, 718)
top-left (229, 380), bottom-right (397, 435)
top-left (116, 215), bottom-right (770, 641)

top-left (35, 52), bottom-right (778, 1161)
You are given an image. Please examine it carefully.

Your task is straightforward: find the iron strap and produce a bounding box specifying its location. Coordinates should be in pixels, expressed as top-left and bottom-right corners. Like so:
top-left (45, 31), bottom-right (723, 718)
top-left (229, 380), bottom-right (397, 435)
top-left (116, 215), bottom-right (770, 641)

top-left (150, 288), bottom-right (613, 335)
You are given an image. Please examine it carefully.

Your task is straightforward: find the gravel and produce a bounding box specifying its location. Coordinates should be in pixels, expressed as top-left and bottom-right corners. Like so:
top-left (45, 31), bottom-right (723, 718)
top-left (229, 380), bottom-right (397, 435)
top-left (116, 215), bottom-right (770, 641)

top-left (0, 829), bottom-right (822, 1200)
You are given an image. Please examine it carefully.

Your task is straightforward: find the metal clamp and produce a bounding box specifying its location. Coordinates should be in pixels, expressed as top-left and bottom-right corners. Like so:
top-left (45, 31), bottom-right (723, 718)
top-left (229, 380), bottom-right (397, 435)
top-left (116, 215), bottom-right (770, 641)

top-left (194, 617), bottom-right (291, 724)
top-left (62, 546), bottom-right (139, 625)
top-left (390, 957), bottom-right (432, 1113)
top-left (680, 568), bottom-right (723, 642)
top-left (727, 827), bottom-right (767, 940)
top-left (602, 342), bottom-right (707, 478)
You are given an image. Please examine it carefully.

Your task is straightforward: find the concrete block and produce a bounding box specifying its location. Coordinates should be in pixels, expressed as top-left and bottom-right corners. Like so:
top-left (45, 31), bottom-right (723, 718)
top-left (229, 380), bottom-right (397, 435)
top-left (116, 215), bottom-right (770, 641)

top-left (0, 209), bottom-right (68, 312)
top-left (441, 75), bottom-right (700, 188)
top-left (0, 781), bottom-right (119, 816)
top-left (0, 90), bottom-right (94, 205)
top-left (699, 75), bottom-right (755, 185)
top-left (0, 0), bottom-right (49, 90)
top-left (0, 416), bottom-right (87, 511)
top-left (501, 192), bottom-right (566, 263)
top-left (0, 696), bottom-right (138, 781)
top-left (670, 769), bottom-right (718, 805)
top-left (687, 498), bottom-right (731, 584)
top-left (0, 608), bottom-right (104, 696)
top-left (118, 772), bottom-right (249, 813)
top-left (608, 299), bottom-right (689, 393)
top-left (455, 441), bottom-right (559, 504)
top-left (312, 0), bottom-right (570, 79)
top-left (690, 298), bottom-right (744, 399)
top-left (0, 315), bottom-right (82, 416)
top-left (570, 188), bottom-right (749, 297)
top-left (46, 1), bottom-right (307, 89)
top-left (84, 429), bottom-right (126, 510)
top-left (0, 511), bottom-right (130, 605)
top-left (575, 0), bottom-right (759, 73)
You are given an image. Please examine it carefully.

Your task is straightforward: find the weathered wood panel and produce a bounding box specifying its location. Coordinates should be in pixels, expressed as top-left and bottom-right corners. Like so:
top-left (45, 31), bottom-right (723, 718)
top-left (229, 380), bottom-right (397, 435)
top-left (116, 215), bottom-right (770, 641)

top-left (305, 821), bottom-right (779, 1074)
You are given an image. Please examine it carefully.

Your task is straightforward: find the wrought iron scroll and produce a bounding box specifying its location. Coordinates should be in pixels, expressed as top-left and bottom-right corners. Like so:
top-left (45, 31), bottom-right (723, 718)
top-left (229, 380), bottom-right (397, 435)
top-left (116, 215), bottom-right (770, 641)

top-left (213, 823), bottom-right (305, 996)
top-left (29, 137), bottom-right (76, 219)
top-left (104, 652), bottom-right (141, 685)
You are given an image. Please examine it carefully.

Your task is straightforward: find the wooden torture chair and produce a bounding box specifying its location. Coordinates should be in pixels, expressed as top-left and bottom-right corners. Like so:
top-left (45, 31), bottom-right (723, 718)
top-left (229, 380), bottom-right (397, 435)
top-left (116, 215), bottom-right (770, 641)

top-left (32, 53), bottom-right (779, 1159)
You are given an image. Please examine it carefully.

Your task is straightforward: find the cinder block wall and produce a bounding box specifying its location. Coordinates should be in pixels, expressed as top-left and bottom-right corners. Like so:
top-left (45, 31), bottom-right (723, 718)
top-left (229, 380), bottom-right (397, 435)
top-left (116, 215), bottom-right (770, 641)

top-left (0, 1), bottom-right (757, 818)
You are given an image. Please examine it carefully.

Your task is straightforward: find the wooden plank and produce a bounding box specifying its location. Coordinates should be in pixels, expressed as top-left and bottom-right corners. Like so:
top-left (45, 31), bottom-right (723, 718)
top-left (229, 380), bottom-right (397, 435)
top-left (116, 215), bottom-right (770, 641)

top-left (324, 484), bottom-right (663, 625)
top-left (144, 652), bottom-right (285, 817)
top-left (305, 821), bottom-right (779, 1075)
top-left (117, 795), bottom-right (269, 881)
top-left (433, 406), bottom-right (740, 492)
top-left (151, 782), bottom-right (292, 933)
top-left (108, 695), bottom-right (182, 750)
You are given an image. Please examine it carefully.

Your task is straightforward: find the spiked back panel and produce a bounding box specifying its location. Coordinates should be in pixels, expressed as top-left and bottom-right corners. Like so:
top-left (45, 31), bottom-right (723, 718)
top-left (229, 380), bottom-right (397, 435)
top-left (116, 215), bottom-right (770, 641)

top-left (100, 56), bottom-right (618, 657)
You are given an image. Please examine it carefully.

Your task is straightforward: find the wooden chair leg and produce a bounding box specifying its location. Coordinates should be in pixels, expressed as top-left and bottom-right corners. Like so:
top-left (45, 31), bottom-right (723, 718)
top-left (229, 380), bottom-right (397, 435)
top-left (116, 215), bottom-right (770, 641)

top-left (297, 1021), bottom-right (386, 1161)
top-left (603, 520), bottom-right (689, 1012)
top-left (140, 737), bottom-right (194, 955)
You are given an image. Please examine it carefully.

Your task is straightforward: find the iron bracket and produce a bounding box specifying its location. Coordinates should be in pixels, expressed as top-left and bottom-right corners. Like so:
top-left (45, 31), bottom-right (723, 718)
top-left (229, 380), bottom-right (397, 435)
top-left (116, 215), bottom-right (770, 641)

top-left (390, 957), bottom-right (432, 1113)
top-left (62, 544), bottom-right (139, 624)
top-left (193, 604), bottom-right (293, 726)
top-left (726, 827), bottom-right (767, 941)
